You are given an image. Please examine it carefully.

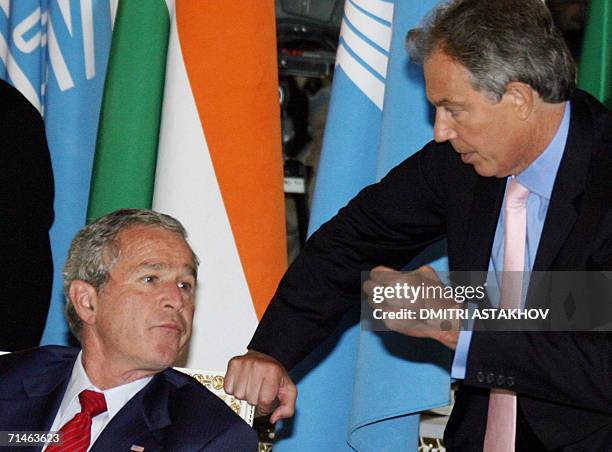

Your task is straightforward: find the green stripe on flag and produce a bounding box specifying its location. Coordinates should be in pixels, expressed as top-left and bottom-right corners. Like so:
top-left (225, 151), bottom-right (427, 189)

top-left (578, 0), bottom-right (611, 109)
top-left (87, 0), bottom-right (170, 222)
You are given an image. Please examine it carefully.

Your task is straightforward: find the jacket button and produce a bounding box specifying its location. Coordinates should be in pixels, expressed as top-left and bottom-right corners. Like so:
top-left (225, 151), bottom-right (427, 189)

top-left (507, 376), bottom-right (515, 387)
top-left (477, 371), bottom-right (485, 383)
top-left (497, 375), bottom-right (505, 386)
top-left (486, 372), bottom-right (495, 384)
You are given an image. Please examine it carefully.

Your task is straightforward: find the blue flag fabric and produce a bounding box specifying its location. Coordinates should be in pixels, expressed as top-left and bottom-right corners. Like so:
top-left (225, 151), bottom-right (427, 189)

top-left (0, 1), bottom-right (113, 344)
top-left (274, 1), bottom-right (449, 451)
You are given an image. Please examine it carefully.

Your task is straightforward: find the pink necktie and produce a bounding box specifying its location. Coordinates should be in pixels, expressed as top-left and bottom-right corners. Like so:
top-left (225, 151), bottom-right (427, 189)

top-left (483, 177), bottom-right (529, 452)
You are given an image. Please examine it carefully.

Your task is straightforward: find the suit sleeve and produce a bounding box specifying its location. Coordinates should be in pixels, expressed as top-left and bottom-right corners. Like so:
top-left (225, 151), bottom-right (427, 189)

top-left (249, 143), bottom-right (452, 370)
top-left (0, 80), bottom-right (54, 350)
top-left (200, 422), bottom-right (258, 452)
top-left (465, 331), bottom-right (612, 415)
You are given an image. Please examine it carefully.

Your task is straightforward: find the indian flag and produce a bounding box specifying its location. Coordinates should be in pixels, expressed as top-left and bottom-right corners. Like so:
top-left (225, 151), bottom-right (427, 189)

top-left (88, 0), bottom-right (287, 371)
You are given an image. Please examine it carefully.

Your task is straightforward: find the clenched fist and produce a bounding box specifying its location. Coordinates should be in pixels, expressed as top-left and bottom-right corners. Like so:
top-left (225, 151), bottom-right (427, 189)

top-left (224, 350), bottom-right (297, 423)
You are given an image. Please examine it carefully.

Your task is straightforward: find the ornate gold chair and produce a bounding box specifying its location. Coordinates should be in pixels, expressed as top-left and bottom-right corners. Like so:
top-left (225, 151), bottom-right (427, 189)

top-left (173, 366), bottom-right (255, 426)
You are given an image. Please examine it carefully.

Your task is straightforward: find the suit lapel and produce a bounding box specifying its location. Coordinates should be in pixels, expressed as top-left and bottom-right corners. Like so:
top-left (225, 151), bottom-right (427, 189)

top-left (0, 348), bottom-right (76, 452)
top-left (21, 367), bottom-right (71, 433)
top-left (91, 373), bottom-right (171, 452)
top-left (463, 176), bottom-right (506, 271)
top-left (533, 100), bottom-right (592, 271)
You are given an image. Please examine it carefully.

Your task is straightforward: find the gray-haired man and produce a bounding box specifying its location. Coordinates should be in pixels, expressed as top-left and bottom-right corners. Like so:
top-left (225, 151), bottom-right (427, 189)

top-left (225, 0), bottom-right (612, 450)
top-left (0, 209), bottom-right (257, 451)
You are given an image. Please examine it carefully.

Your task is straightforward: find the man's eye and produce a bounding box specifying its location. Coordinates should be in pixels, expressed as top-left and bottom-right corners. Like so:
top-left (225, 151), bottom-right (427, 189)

top-left (143, 275), bottom-right (158, 283)
top-left (447, 109), bottom-right (458, 118)
top-left (178, 281), bottom-right (193, 291)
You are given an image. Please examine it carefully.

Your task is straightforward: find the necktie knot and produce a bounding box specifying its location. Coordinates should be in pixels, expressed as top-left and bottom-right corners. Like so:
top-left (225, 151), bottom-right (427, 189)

top-left (505, 177), bottom-right (529, 209)
top-left (78, 389), bottom-right (107, 417)
top-left (46, 390), bottom-right (107, 452)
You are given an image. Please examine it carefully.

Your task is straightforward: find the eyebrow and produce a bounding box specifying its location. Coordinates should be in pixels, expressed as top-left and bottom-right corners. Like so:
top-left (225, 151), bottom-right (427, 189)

top-left (137, 261), bottom-right (197, 279)
top-left (433, 98), bottom-right (466, 108)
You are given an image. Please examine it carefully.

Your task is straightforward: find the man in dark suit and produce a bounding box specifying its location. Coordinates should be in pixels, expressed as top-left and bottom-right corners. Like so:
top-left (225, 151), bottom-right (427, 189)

top-left (0, 78), bottom-right (54, 351)
top-left (224, 0), bottom-right (612, 450)
top-left (0, 209), bottom-right (257, 452)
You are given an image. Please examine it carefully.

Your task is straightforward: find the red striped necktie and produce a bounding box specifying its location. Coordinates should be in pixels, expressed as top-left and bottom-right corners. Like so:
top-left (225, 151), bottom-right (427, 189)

top-left (47, 389), bottom-right (107, 452)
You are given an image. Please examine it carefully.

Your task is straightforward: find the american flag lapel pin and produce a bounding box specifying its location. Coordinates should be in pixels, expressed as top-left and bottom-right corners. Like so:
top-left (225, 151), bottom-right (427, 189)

top-left (130, 446), bottom-right (145, 452)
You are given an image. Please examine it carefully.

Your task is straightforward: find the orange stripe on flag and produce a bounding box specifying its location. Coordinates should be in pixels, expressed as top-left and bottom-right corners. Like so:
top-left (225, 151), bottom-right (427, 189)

top-left (176, 0), bottom-right (287, 319)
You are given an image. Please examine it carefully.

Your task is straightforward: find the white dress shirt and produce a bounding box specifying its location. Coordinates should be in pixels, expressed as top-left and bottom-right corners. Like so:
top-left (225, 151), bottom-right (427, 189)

top-left (44, 352), bottom-right (152, 451)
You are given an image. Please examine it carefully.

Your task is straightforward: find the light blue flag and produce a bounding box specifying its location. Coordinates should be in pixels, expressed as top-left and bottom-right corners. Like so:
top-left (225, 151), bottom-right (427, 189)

top-left (274, 1), bottom-right (449, 451)
top-left (0, 1), bottom-right (113, 344)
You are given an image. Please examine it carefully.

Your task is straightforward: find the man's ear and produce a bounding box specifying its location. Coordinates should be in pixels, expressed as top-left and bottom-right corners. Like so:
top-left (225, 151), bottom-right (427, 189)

top-left (505, 82), bottom-right (536, 120)
top-left (69, 280), bottom-right (99, 326)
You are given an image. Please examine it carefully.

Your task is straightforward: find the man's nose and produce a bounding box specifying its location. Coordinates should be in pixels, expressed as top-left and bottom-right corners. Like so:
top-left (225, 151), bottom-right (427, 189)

top-left (433, 109), bottom-right (457, 143)
top-left (162, 282), bottom-right (185, 311)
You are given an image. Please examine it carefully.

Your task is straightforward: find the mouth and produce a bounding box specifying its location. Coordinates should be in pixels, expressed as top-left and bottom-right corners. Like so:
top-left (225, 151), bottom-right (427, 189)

top-left (154, 322), bottom-right (184, 335)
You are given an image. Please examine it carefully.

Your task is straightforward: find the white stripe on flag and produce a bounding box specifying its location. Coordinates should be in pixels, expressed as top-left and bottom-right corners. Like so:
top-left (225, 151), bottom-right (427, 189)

top-left (344, 0), bottom-right (392, 51)
top-left (340, 19), bottom-right (388, 78)
top-left (57, 0), bottom-right (73, 35)
top-left (336, 43), bottom-right (385, 109)
top-left (153, 8), bottom-right (258, 371)
top-left (47, 18), bottom-right (75, 91)
top-left (350, 0), bottom-right (394, 23)
top-left (80, 0), bottom-right (95, 79)
top-left (0, 34), bottom-right (40, 109)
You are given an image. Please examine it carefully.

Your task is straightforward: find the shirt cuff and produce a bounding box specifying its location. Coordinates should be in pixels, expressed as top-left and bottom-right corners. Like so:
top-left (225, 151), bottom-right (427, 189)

top-left (451, 330), bottom-right (473, 379)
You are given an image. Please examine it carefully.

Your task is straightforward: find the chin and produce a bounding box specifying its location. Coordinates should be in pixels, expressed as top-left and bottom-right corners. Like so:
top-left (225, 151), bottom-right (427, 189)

top-left (472, 162), bottom-right (504, 178)
top-left (472, 165), bottom-right (494, 177)
top-left (150, 345), bottom-right (180, 368)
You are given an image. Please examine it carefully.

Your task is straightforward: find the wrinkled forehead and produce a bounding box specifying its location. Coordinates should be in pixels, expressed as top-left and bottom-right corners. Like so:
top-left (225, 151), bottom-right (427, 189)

top-left (109, 226), bottom-right (199, 277)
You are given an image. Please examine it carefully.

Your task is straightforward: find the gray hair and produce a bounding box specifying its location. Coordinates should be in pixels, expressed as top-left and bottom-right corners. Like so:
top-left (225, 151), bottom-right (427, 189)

top-left (63, 208), bottom-right (199, 339)
top-left (406, 0), bottom-right (576, 103)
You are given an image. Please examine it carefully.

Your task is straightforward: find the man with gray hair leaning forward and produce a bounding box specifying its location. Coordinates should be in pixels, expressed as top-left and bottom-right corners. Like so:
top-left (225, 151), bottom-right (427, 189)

top-left (0, 209), bottom-right (257, 451)
top-left (225, 0), bottom-right (612, 450)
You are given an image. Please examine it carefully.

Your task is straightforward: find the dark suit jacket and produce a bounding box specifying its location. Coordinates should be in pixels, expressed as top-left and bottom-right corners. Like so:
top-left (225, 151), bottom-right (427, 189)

top-left (0, 78), bottom-right (54, 351)
top-left (249, 90), bottom-right (612, 451)
top-left (0, 346), bottom-right (258, 451)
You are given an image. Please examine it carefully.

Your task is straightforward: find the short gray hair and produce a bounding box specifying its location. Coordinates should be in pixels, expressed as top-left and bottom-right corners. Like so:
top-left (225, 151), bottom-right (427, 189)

top-left (406, 0), bottom-right (576, 103)
top-left (63, 209), bottom-right (199, 339)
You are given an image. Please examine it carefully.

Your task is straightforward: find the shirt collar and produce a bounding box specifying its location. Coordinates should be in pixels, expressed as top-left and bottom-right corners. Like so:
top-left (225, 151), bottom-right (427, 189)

top-left (60, 351), bottom-right (100, 419)
top-left (516, 101), bottom-right (571, 199)
top-left (62, 351), bottom-right (153, 421)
